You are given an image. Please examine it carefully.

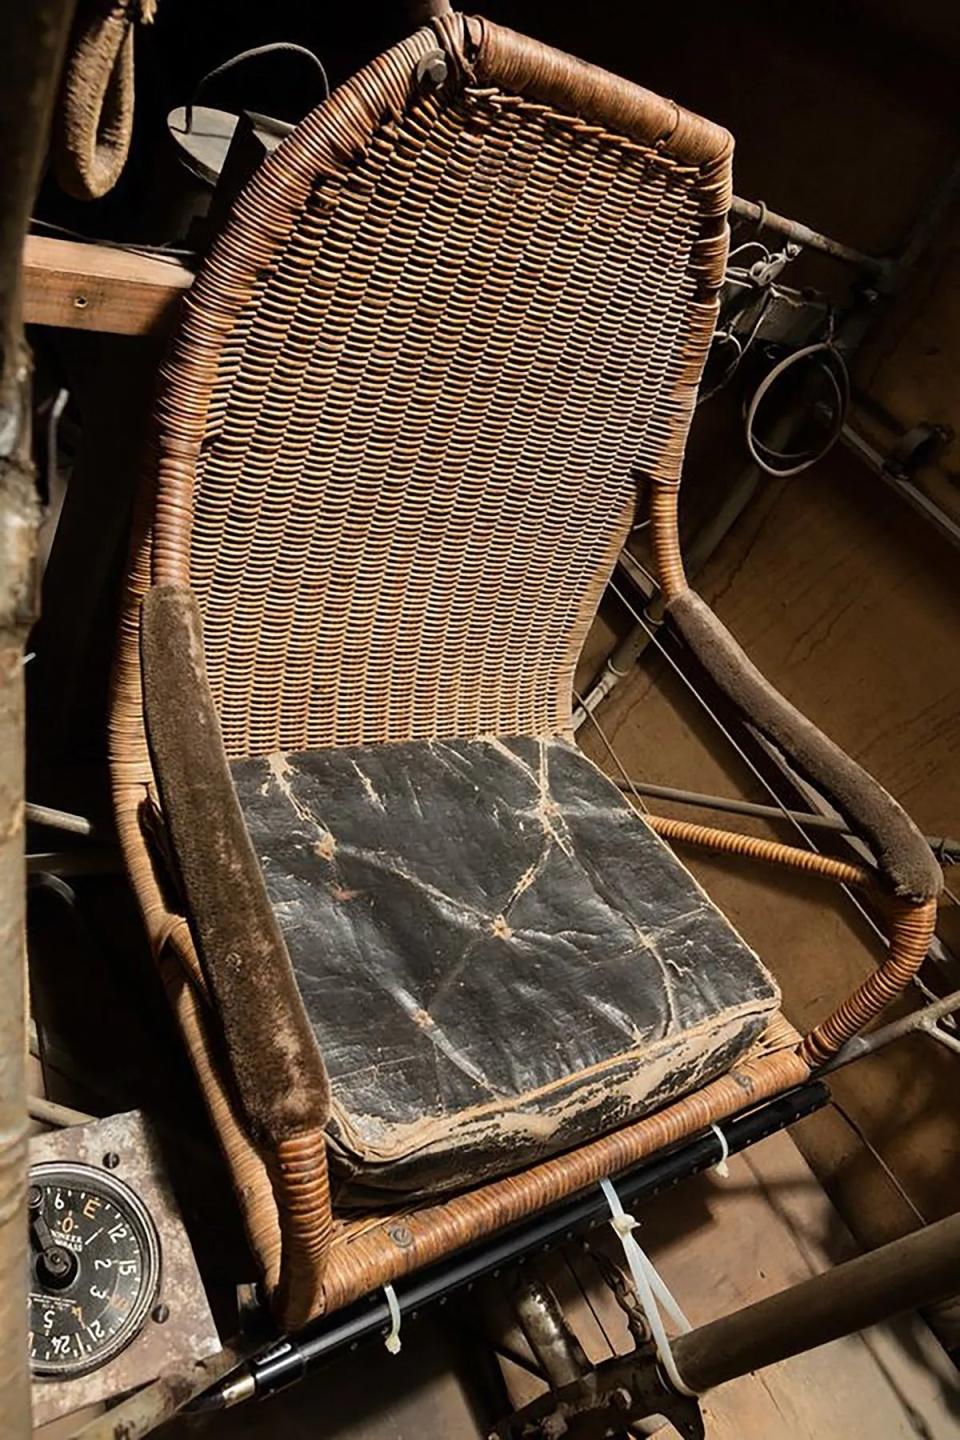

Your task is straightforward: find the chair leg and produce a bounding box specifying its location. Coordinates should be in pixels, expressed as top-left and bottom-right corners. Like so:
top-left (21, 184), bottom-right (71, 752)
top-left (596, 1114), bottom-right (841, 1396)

top-left (800, 896), bottom-right (938, 1066)
top-left (267, 1129), bottom-right (334, 1329)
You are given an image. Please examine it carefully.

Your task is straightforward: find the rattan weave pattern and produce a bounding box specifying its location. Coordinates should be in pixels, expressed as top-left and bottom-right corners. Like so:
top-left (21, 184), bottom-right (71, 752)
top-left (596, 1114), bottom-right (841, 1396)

top-left (153, 30), bottom-right (719, 759)
top-left (109, 18), bottom-right (943, 1329)
top-left (110, 16), bottom-right (742, 1324)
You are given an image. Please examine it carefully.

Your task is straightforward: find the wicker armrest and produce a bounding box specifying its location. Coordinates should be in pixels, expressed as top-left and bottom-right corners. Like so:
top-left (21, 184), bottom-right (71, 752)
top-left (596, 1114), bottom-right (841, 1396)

top-left (653, 587), bottom-right (940, 1068)
top-left (664, 588), bottom-right (942, 905)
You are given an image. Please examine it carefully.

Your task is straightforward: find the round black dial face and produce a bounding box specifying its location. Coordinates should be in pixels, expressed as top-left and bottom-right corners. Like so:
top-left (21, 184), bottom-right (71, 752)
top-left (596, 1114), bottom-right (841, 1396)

top-left (28, 1162), bottom-right (161, 1379)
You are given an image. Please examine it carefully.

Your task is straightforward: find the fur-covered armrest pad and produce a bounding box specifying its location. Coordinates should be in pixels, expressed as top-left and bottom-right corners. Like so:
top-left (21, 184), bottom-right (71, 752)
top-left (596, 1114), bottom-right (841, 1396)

top-left (140, 583), bottom-right (330, 1143)
top-left (666, 590), bottom-right (941, 903)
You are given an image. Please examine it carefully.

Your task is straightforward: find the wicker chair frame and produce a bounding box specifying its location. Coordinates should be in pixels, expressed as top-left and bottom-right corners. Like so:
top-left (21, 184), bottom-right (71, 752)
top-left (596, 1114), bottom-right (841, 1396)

top-left (110, 13), bottom-right (938, 1329)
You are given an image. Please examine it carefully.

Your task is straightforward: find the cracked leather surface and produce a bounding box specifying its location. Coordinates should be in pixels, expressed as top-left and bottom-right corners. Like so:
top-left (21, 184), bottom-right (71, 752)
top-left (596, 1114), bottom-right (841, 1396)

top-left (232, 736), bottom-right (779, 1195)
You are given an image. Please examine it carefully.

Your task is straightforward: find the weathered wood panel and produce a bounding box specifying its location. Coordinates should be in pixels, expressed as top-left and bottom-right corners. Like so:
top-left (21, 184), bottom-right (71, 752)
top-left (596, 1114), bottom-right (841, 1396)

top-left (23, 237), bottom-right (192, 335)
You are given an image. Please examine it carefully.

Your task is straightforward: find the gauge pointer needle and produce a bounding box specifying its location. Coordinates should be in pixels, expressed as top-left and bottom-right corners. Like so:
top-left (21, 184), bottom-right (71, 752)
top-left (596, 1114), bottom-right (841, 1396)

top-left (27, 1185), bottom-right (74, 1286)
top-left (27, 1186), bottom-right (57, 1256)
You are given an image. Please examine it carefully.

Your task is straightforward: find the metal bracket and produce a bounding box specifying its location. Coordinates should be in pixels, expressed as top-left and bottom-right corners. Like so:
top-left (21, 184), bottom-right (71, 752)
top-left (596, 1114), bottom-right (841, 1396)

top-left (653, 1386), bottom-right (707, 1440)
top-left (747, 241), bottom-right (801, 288)
top-left (495, 1348), bottom-right (705, 1440)
top-left (881, 421), bottom-right (954, 479)
top-left (916, 1004), bottom-right (960, 1056)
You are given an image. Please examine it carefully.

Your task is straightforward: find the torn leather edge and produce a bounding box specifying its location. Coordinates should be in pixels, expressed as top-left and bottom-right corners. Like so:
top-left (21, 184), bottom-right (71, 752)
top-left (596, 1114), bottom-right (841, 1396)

top-left (327, 997), bottom-right (776, 1197)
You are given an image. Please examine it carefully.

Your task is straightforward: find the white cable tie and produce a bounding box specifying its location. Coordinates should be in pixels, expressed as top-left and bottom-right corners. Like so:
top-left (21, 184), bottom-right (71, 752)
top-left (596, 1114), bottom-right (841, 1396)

top-left (382, 1283), bottom-right (402, 1355)
top-left (598, 1177), bottom-right (697, 1397)
top-left (709, 1123), bottom-right (730, 1179)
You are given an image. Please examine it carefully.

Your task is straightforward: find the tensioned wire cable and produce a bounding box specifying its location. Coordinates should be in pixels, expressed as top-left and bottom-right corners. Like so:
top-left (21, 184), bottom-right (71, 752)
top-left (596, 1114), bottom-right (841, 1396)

top-left (579, 632), bottom-right (937, 1333)
top-left (574, 687), bottom-right (651, 818)
top-left (599, 568), bottom-right (904, 958)
top-left (580, 607), bottom-right (939, 1352)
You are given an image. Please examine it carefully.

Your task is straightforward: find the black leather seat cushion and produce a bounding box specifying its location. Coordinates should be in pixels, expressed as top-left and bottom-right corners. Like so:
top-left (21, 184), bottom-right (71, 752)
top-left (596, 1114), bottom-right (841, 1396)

top-left (232, 736), bottom-right (779, 1195)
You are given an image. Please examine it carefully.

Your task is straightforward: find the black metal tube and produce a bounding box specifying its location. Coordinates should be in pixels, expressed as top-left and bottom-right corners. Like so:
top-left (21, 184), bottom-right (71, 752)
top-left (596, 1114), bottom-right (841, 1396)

top-left (672, 1212), bottom-right (960, 1395)
top-left (190, 1084), bottom-right (828, 1411)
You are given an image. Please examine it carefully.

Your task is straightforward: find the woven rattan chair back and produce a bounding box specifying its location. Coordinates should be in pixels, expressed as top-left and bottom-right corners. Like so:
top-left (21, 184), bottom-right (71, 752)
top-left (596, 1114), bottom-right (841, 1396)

top-left (109, 15), bottom-right (741, 1325)
top-left (108, 17), bottom-right (941, 1335)
top-left (143, 14), bottom-right (731, 761)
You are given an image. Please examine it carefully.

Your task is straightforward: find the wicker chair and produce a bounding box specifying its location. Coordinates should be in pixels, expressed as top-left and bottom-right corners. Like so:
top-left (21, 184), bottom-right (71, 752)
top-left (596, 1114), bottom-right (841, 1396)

top-left (110, 12), bottom-right (941, 1331)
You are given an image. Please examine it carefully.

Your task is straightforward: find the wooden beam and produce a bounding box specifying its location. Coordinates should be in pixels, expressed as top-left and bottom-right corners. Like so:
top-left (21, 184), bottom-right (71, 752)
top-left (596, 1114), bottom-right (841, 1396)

top-left (22, 235), bottom-right (193, 336)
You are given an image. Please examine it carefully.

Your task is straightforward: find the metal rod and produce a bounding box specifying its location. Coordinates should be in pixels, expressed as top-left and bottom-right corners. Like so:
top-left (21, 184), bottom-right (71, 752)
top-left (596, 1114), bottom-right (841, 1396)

top-left (611, 778), bottom-right (960, 857)
top-left (822, 990), bottom-right (960, 1073)
top-left (624, 780), bottom-right (845, 828)
top-left (671, 1211), bottom-right (960, 1395)
top-left (730, 195), bottom-right (891, 278)
top-left (68, 1347), bottom-right (251, 1440)
top-left (841, 424), bottom-right (960, 553)
top-left (28, 1095), bottom-right (96, 1128)
top-left (513, 1275), bottom-right (590, 1389)
top-left (26, 849), bottom-right (121, 876)
top-left (24, 802), bottom-right (93, 836)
